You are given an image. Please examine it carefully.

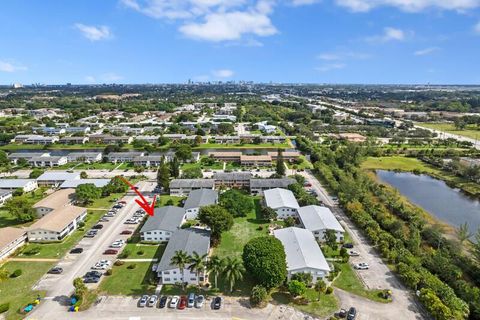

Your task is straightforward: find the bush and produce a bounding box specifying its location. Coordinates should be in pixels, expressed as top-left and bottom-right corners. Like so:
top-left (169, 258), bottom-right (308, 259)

top-left (118, 249), bottom-right (131, 259)
top-left (288, 280), bottom-right (307, 297)
top-left (78, 221), bottom-right (85, 228)
top-left (326, 286), bottom-right (333, 294)
top-left (137, 250), bottom-right (145, 256)
top-left (257, 226), bottom-right (263, 231)
top-left (0, 303), bottom-right (10, 314)
top-left (250, 285), bottom-right (268, 307)
top-left (11, 269), bottom-right (22, 278)
top-left (23, 247), bottom-right (40, 256)
top-left (105, 269), bottom-right (113, 276)
top-left (181, 221), bottom-right (193, 229)
top-left (127, 264), bottom-right (137, 270)
top-left (114, 260), bottom-right (125, 266)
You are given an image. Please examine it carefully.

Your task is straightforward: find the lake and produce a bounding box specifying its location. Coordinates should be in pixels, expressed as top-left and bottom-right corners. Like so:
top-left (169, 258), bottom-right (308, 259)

top-left (376, 170), bottom-right (480, 236)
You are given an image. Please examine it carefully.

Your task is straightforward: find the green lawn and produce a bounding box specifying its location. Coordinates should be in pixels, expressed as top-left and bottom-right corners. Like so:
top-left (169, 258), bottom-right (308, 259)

top-left (98, 261), bottom-right (158, 296)
top-left (333, 263), bottom-right (389, 303)
top-left (416, 122), bottom-right (480, 140)
top-left (287, 155), bottom-right (313, 170)
top-left (52, 162), bottom-right (129, 171)
top-left (272, 289), bottom-right (339, 318)
top-left (0, 188), bottom-right (50, 229)
top-left (155, 195), bottom-right (185, 207)
top-left (0, 261), bottom-right (55, 320)
top-left (361, 156), bottom-right (438, 173)
top-left (181, 158), bottom-right (223, 171)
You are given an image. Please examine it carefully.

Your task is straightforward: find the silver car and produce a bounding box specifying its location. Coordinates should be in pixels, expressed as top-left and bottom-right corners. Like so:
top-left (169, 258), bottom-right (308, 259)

top-left (147, 295), bottom-right (158, 307)
top-left (139, 295), bottom-right (149, 307)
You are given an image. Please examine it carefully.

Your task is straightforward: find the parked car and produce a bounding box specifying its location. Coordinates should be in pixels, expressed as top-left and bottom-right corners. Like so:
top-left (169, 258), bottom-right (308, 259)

top-left (304, 182), bottom-right (312, 187)
top-left (138, 295), bottom-right (149, 307)
top-left (349, 250), bottom-right (360, 256)
top-left (169, 296), bottom-right (179, 308)
top-left (354, 263), bottom-right (369, 270)
top-left (120, 230), bottom-right (133, 235)
top-left (342, 243), bottom-right (354, 249)
top-left (92, 224), bottom-right (104, 230)
top-left (83, 276), bottom-right (100, 283)
top-left (195, 295), bottom-right (204, 308)
top-left (103, 249), bottom-right (118, 254)
top-left (347, 307), bottom-right (357, 320)
top-left (85, 271), bottom-right (102, 278)
top-left (213, 296), bottom-right (222, 310)
top-left (178, 296), bottom-right (187, 310)
top-left (158, 296), bottom-right (168, 308)
top-left (48, 267), bottom-right (63, 274)
top-left (187, 293), bottom-right (195, 308)
top-left (100, 217), bottom-right (109, 222)
top-left (147, 295), bottom-right (158, 307)
top-left (118, 200), bottom-right (127, 205)
top-left (70, 248), bottom-right (83, 254)
top-left (337, 308), bottom-right (347, 318)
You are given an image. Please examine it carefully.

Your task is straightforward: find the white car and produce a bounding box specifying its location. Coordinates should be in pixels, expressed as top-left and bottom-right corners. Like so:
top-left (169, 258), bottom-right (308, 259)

top-left (354, 263), bottom-right (369, 270)
top-left (195, 295), bottom-right (205, 308)
top-left (110, 242), bottom-right (124, 248)
top-left (349, 250), bottom-right (360, 256)
top-left (147, 295), bottom-right (158, 307)
top-left (169, 296), bottom-right (179, 308)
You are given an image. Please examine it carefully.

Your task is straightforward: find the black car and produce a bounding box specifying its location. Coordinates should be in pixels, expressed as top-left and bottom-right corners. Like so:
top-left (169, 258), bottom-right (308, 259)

top-left (347, 307), bottom-right (357, 320)
top-left (342, 243), bottom-right (354, 249)
top-left (83, 277), bottom-right (100, 283)
top-left (92, 224), bottom-right (104, 230)
top-left (213, 296), bottom-right (221, 310)
top-left (158, 295), bottom-right (168, 308)
top-left (70, 247), bottom-right (83, 254)
top-left (48, 267), bottom-right (63, 274)
top-left (85, 271), bottom-right (102, 278)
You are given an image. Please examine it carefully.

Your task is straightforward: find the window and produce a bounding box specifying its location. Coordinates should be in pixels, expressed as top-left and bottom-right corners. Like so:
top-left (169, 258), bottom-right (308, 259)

top-left (164, 278), bottom-right (171, 281)
top-left (190, 278), bottom-right (196, 281)
top-left (164, 271), bottom-right (170, 275)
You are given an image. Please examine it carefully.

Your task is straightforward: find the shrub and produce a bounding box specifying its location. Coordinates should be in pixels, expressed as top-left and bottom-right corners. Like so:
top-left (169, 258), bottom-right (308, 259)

top-left (114, 260), bottom-right (125, 266)
top-left (127, 264), bottom-right (137, 270)
top-left (250, 285), bottom-right (268, 307)
top-left (0, 303), bottom-right (9, 314)
top-left (105, 269), bottom-right (113, 276)
top-left (326, 286), bottom-right (333, 294)
top-left (288, 280), bottom-right (307, 297)
top-left (118, 249), bottom-right (131, 259)
top-left (137, 250), bottom-right (145, 256)
top-left (11, 269), bottom-right (22, 278)
top-left (257, 226), bottom-right (263, 231)
top-left (23, 247), bottom-right (40, 256)
top-left (181, 221), bottom-right (193, 229)
top-left (78, 221), bottom-right (85, 228)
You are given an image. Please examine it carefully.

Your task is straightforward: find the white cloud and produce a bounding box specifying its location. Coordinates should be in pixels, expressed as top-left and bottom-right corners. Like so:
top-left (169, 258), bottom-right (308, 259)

top-left (366, 27), bottom-right (407, 42)
top-left (291, 0), bottom-right (319, 6)
top-left (74, 23), bottom-right (112, 41)
top-left (335, 0), bottom-right (480, 12)
top-left (180, 10), bottom-right (277, 41)
top-left (475, 21), bottom-right (480, 34)
top-left (414, 47), bottom-right (439, 56)
top-left (317, 53), bottom-right (342, 61)
top-left (85, 76), bottom-right (96, 83)
top-left (212, 69), bottom-right (234, 78)
top-left (316, 63), bottom-right (346, 72)
top-left (0, 60), bottom-right (27, 73)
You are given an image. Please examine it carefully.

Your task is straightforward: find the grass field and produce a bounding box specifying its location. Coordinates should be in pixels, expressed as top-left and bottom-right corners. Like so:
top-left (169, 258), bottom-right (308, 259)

top-left (361, 156), bottom-right (438, 173)
top-left (272, 289), bottom-right (339, 318)
top-left (416, 122), bottom-right (480, 140)
top-left (0, 188), bottom-right (50, 229)
top-left (0, 261), bottom-right (55, 320)
top-left (99, 261), bottom-right (158, 296)
top-left (333, 263), bottom-right (388, 303)
top-left (155, 195), bottom-right (185, 207)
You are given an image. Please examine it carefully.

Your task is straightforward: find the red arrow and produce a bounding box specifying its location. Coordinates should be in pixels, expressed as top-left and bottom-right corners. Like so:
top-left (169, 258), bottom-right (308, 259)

top-left (118, 176), bottom-right (156, 216)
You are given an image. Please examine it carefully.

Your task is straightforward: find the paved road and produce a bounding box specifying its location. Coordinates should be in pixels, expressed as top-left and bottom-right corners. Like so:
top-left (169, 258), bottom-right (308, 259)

top-left (28, 181), bottom-right (157, 320)
top-left (415, 124), bottom-right (480, 149)
top-left (300, 170), bottom-right (426, 320)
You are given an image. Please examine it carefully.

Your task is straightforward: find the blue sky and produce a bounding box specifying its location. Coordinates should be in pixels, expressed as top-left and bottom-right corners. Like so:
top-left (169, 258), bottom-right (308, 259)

top-left (1, 0), bottom-right (480, 85)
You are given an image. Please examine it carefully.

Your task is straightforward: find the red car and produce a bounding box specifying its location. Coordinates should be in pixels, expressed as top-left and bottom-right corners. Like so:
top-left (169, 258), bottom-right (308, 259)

top-left (120, 230), bottom-right (133, 235)
top-left (104, 249), bottom-right (118, 254)
top-left (178, 296), bottom-right (187, 310)
top-left (118, 200), bottom-right (127, 205)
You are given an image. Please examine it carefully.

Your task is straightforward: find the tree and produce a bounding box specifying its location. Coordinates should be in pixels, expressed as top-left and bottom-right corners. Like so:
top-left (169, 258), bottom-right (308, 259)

top-left (0, 268), bottom-right (9, 282)
top-left (456, 222), bottom-right (472, 244)
top-left (250, 285), bottom-right (268, 307)
top-left (339, 247), bottom-right (350, 262)
top-left (170, 157), bottom-right (180, 178)
top-left (222, 256), bottom-right (245, 293)
top-left (29, 169), bottom-right (44, 179)
top-left (276, 149), bottom-right (286, 176)
top-left (80, 171), bottom-right (88, 179)
top-left (157, 159), bottom-right (171, 191)
top-left (73, 277), bottom-right (87, 302)
top-left (219, 189), bottom-right (254, 218)
top-left (291, 272), bottom-right (312, 285)
top-left (284, 216), bottom-right (295, 227)
top-left (188, 251), bottom-right (207, 286)
top-left (473, 229), bottom-right (480, 262)
top-left (261, 206), bottom-right (277, 221)
top-left (175, 144), bottom-right (192, 162)
top-left (75, 183), bottom-right (101, 205)
top-left (198, 205), bottom-right (234, 242)
top-left (324, 229), bottom-right (338, 251)
top-left (181, 167), bottom-right (202, 179)
top-left (194, 135), bottom-right (203, 146)
top-left (158, 135), bottom-right (170, 146)
top-left (101, 176), bottom-right (128, 196)
top-left (4, 197), bottom-right (36, 222)
top-left (314, 279), bottom-right (326, 300)
top-left (288, 280), bottom-right (306, 297)
top-left (170, 250), bottom-right (191, 290)
top-left (242, 236), bottom-right (287, 289)
top-left (207, 255), bottom-right (223, 288)
top-left (0, 150), bottom-right (8, 166)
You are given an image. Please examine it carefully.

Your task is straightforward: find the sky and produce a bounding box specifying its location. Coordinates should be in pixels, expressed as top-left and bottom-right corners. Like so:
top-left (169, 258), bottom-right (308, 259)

top-left (1, 0), bottom-right (480, 85)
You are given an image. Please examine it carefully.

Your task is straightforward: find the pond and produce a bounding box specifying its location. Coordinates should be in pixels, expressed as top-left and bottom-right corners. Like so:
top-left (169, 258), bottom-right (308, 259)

top-left (376, 170), bottom-right (480, 236)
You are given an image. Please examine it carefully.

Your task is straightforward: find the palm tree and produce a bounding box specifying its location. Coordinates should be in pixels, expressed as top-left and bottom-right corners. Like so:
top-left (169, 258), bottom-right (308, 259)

top-left (170, 250), bottom-right (191, 290)
top-left (188, 251), bottom-right (208, 287)
top-left (456, 222), bottom-right (472, 244)
top-left (207, 255), bottom-right (224, 288)
top-left (222, 256), bottom-right (245, 293)
top-left (314, 279), bottom-right (326, 301)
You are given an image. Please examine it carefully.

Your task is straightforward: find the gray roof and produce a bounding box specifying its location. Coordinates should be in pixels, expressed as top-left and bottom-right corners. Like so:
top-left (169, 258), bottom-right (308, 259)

top-left (184, 189), bottom-right (218, 210)
top-left (140, 206), bottom-right (185, 233)
top-left (59, 179), bottom-right (111, 189)
top-left (36, 171), bottom-right (81, 182)
top-left (8, 152), bottom-right (49, 159)
top-left (0, 179), bottom-right (36, 189)
top-left (67, 152), bottom-right (102, 157)
top-left (107, 152), bottom-right (144, 157)
top-left (29, 156), bottom-right (66, 162)
top-left (133, 155), bottom-right (163, 161)
top-left (264, 188), bottom-right (299, 210)
top-left (250, 178), bottom-right (296, 188)
top-left (0, 189), bottom-right (12, 197)
top-left (169, 179), bottom-right (214, 189)
top-left (157, 228), bottom-right (210, 271)
top-left (297, 205), bottom-right (345, 233)
top-left (274, 227), bottom-right (330, 272)
top-left (213, 172), bottom-right (252, 181)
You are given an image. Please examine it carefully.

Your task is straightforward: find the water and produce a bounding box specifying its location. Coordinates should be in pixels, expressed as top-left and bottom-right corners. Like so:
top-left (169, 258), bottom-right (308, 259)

top-left (376, 170), bottom-right (480, 236)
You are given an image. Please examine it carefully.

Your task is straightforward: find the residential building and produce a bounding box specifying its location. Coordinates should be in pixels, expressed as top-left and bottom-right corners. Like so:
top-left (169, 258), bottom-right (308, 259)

top-left (27, 206), bottom-right (87, 242)
top-left (0, 227), bottom-right (28, 261)
top-left (157, 228), bottom-right (210, 285)
top-left (8, 152), bottom-right (50, 164)
top-left (107, 152), bottom-right (145, 163)
top-left (13, 134), bottom-right (39, 143)
top-left (263, 188), bottom-right (299, 219)
top-left (297, 206), bottom-right (345, 242)
top-left (65, 126), bottom-right (91, 134)
top-left (261, 136), bottom-right (287, 144)
top-left (36, 171), bottom-right (81, 187)
top-left (59, 179), bottom-right (110, 189)
top-left (274, 227), bottom-right (330, 283)
top-left (169, 179), bottom-right (215, 196)
top-left (183, 189), bottom-right (218, 219)
top-left (0, 179), bottom-right (38, 192)
top-left (32, 188), bottom-right (76, 217)
top-left (58, 136), bottom-right (89, 145)
top-left (255, 121), bottom-right (277, 133)
top-left (213, 172), bottom-right (252, 189)
top-left (133, 155), bottom-right (163, 167)
top-left (28, 156), bottom-right (68, 168)
top-left (140, 206), bottom-right (186, 242)
top-left (240, 155), bottom-right (272, 167)
top-left (67, 152), bottom-right (102, 163)
top-left (0, 190), bottom-right (13, 206)
top-left (88, 134), bottom-right (133, 144)
top-left (212, 136), bottom-right (241, 144)
top-left (212, 114), bottom-right (236, 122)
top-left (208, 152), bottom-right (242, 162)
top-left (24, 135), bottom-right (59, 145)
top-left (135, 135), bottom-right (159, 144)
top-left (267, 151), bottom-right (300, 162)
top-left (250, 178), bottom-right (296, 196)
top-left (32, 127), bottom-right (66, 135)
